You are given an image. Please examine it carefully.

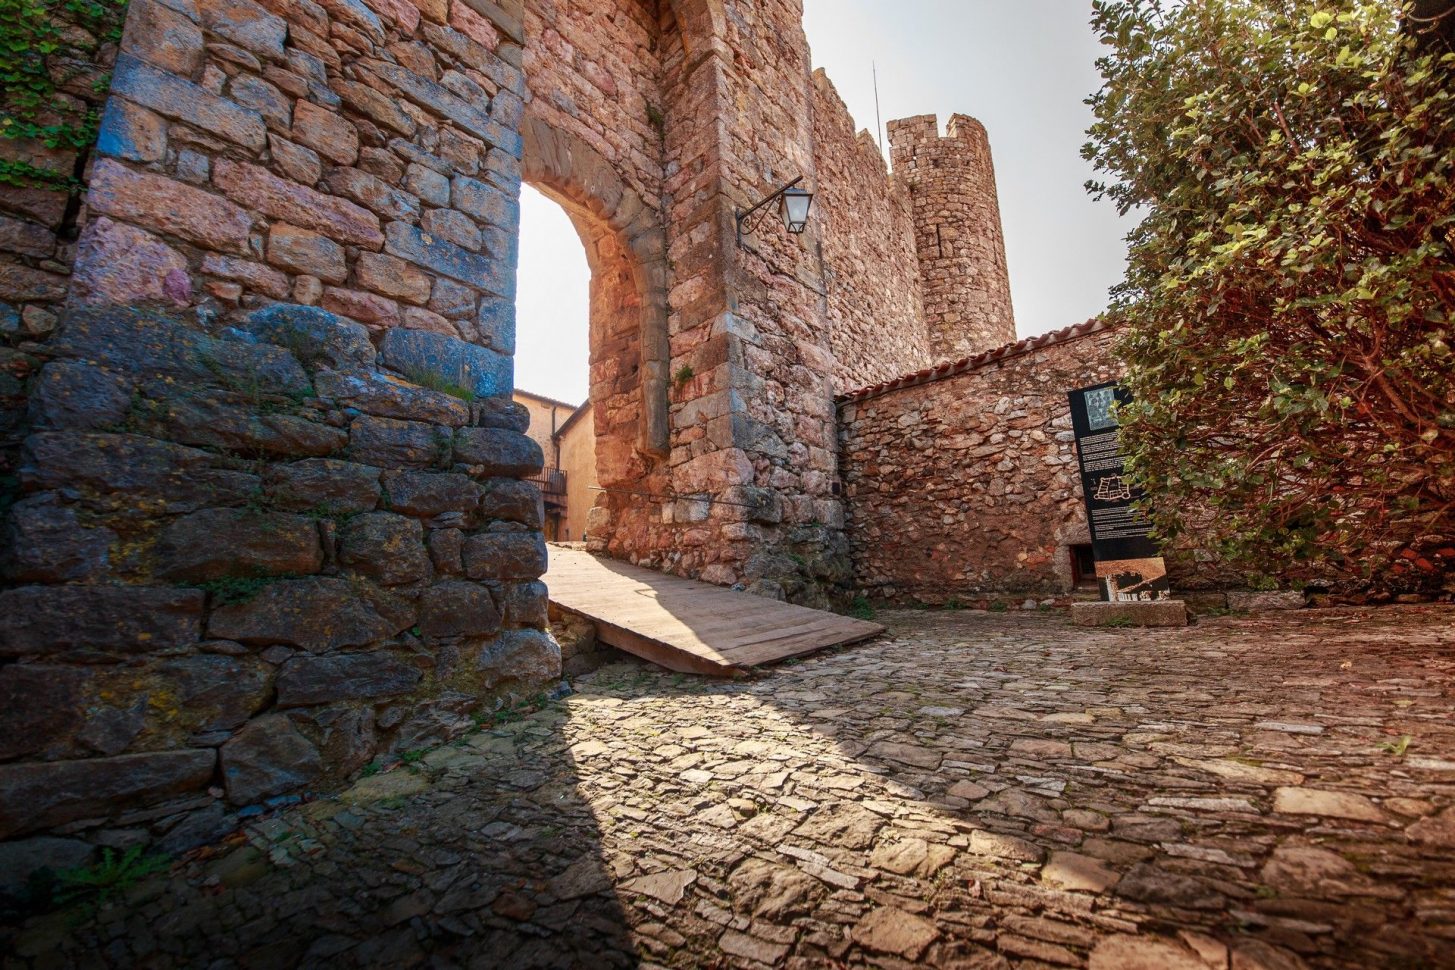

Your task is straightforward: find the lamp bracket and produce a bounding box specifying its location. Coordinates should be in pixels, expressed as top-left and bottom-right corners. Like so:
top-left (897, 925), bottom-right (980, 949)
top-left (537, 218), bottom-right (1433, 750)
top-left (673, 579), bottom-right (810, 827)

top-left (734, 175), bottom-right (805, 247)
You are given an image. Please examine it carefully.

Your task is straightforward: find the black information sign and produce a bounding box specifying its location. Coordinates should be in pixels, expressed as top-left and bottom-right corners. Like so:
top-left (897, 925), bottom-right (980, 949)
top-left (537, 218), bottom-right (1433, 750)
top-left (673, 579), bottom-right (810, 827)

top-left (1067, 382), bottom-right (1171, 602)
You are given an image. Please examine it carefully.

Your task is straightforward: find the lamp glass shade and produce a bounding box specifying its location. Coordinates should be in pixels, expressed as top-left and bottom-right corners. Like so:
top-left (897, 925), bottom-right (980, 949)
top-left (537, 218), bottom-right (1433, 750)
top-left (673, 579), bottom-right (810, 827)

top-left (779, 186), bottom-right (813, 233)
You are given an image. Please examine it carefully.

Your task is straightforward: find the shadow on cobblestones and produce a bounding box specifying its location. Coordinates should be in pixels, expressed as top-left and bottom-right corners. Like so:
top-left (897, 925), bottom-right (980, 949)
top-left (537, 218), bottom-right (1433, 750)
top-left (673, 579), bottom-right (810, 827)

top-left (4, 606), bottom-right (1454, 969)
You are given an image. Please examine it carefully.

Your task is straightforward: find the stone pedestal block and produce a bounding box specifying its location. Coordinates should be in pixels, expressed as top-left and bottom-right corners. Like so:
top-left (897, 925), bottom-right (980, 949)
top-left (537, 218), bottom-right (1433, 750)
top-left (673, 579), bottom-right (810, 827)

top-left (1071, 600), bottom-right (1188, 628)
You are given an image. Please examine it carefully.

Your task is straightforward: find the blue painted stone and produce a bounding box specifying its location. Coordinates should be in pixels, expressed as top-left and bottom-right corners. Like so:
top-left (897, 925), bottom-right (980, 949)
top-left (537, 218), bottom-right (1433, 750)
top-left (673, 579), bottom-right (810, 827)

top-left (381, 328), bottom-right (512, 399)
top-left (476, 297), bottom-right (515, 355)
top-left (0, 302), bottom-right (19, 333)
top-left (384, 222), bottom-right (512, 298)
top-left (95, 97), bottom-right (166, 163)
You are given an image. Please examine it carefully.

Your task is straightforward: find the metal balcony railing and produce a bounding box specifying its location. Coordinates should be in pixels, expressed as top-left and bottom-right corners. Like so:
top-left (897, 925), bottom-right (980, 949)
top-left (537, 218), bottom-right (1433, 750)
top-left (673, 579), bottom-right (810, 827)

top-left (525, 468), bottom-right (567, 502)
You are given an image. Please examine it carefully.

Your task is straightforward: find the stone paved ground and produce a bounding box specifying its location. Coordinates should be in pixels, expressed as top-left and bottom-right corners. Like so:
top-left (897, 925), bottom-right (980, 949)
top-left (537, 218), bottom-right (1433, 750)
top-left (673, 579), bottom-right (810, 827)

top-left (5, 606), bottom-right (1455, 970)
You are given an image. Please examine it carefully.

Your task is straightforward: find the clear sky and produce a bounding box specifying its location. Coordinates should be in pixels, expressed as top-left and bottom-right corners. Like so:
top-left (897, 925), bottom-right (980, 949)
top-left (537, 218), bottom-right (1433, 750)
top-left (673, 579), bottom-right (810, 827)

top-left (514, 0), bottom-right (1131, 405)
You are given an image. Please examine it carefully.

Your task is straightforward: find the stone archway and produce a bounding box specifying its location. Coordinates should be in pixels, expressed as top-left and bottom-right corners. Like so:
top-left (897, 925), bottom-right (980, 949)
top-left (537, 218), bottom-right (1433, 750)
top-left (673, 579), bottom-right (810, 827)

top-left (520, 116), bottom-right (669, 463)
top-left (519, 115), bottom-right (671, 563)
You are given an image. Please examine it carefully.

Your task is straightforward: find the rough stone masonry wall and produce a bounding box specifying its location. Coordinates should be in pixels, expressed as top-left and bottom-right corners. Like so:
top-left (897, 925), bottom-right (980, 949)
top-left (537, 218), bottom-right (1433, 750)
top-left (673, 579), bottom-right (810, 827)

top-left (0, 5), bottom-right (120, 529)
top-left (888, 113), bottom-right (1016, 362)
top-left (810, 70), bottom-right (932, 393)
top-left (0, 0), bottom-right (559, 860)
top-left (840, 327), bottom-right (1120, 604)
top-left (0, 304), bottom-right (555, 851)
top-left (661, 0), bottom-right (852, 606)
top-left (520, 0), bottom-right (673, 573)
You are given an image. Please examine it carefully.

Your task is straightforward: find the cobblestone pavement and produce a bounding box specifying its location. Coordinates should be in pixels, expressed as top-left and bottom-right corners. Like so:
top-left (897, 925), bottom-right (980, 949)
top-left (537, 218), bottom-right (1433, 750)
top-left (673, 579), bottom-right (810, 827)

top-left (6, 606), bottom-right (1455, 970)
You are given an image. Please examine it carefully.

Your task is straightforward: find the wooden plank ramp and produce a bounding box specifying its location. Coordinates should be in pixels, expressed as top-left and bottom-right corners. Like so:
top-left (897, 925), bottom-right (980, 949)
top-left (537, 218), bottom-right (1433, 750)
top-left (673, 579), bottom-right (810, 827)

top-left (544, 546), bottom-right (885, 676)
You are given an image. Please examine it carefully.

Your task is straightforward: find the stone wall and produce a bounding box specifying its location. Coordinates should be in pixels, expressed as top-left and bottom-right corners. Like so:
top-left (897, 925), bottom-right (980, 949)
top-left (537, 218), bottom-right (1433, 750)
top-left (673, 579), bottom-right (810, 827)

top-left (0, 5), bottom-right (123, 534)
top-left (840, 322), bottom-right (1120, 604)
top-left (888, 113), bottom-right (1016, 362)
top-left (0, 0), bottom-right (559, 863)
top-left (0, 303), bottom-right (556, 850)
top-left (810, 71), bottom-right (932, 394)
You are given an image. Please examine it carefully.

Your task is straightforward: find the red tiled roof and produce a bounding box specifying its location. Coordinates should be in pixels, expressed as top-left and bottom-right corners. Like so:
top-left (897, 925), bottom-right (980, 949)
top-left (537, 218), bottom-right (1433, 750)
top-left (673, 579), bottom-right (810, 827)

top-left (836, 317), bottom-right (1117, 405)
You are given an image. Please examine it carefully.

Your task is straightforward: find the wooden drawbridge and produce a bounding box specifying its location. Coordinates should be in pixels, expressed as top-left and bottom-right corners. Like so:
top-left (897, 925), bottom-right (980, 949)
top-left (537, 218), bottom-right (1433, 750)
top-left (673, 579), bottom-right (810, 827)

top-left (543, 546), bottom-right (884, 676)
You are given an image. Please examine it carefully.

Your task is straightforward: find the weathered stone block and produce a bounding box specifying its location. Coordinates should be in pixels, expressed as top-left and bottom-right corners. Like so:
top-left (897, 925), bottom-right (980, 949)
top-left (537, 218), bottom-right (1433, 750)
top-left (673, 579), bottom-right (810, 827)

top-left (214, 158), bottom-right (383, 247)
top-left (382, 469), bottom-right (481, 517)
top-left (1070, 600), bottom-right (1189, 628)
top-left (384, 220), bottom-right (512, 297)
top-left (338, 512), bottom-right (429, 585)
top-left (291, 98), bottom-right (359, 165)
top-left (349, 414), bottom-right (447, 467)
top-left (428, 528), bottom-right (464, 576)
top-left (201, 254), bottom-right (291, 299)
top-left (244, 304), bottom-right (376, 372)
top-left (220, 714), bottom-right (321, 805)
top-left (27, 360), bottom-right (131, 431)
top-left (322, 287), bottom-right (401, 329)
top-left (197, 0), bottom-right (287, 60)
top-left (476, 296), bottom-right (514, 353)
top-left (134, 391), bottom-right (348, 458)
top-left (452, 174), bottom-right (517, 229)
top-left (76, 694), bottom-right (147, 757)
top-left (381, 327), bottom-right (511, 399)
top-left (158, 655), bottom-right (271, 731)
top-left (356, 252), bottom-right (431, 305)
top-left (496, 579), bottom-right (547, 628)
top-left (268, 135), bottom-right (322, 185)
top-left (275, 653), bottom-right (422, 707)
top-left (266, 457), bottom-right (381, 513)
top-left (429, 277), bottom-right (477, 319)
top-left (453, 426), bottom-right (542, 475)
top-left (0, 586), bottom-right (204, 656)
top-left (120, 0), bottom-right (204, 77)
top-left (208, 576), bottom-right (415, 652)
top-left (70, 217), bottom-right (191, 307)
top-left (421, 208), bottom-right (481, 251)
top-left (405, 162), bottom-right (451, 206)
top-left (50, 306), bottom-right (310, 395)
top-left (0, 750), bottom-right (216, 839)
top-left (477, 628), bottom-right (560, 686)
top-left (1, 496), bottom-right (114, 583)
top-left (0, 665), bottom-right (91, 760)
top-left (323, 167), bottom-right (420, 222)
top-left (462, 532), bottom-right (547, 580)
top-left (267, 223), bottom-right (347, 283)
top-left (475, 396), bottom-right (530, 432)
top-left (0, 264), bottom-right (66, 303)
top-left (154, 508), bottom-right (323, 582)
top-left (291, 704), bottom-right (375, 778)
top-left (228, 74), bottom-right (291, 129)
top-left (333, 80), bottom-right (416, 137)
top-left (419, 580), bottom-right (500, 638)
top-left (88, 159), bottom-right (252, 254)
top-left (21, 431), bottom-right (260, 514)
top-left (95, 97), bottom-right (168, 163)
top-left (316, 370), bottom-right (471, 426)
top-left (0, 214), bottom-right (53, 258)
top-left (477, 478), bottom-right (542, 526)
top-left (367, 59), bottom-right (497, 143)
top-left (402, 306), bottom-right (456, 335)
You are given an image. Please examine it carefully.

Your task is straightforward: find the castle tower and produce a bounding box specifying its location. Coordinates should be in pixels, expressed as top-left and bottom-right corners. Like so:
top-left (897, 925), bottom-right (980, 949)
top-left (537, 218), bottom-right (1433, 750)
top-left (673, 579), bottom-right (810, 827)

top-left (888, 113), bottom-right (1016, 360)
